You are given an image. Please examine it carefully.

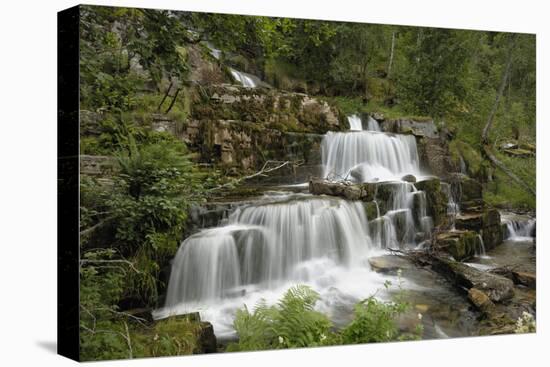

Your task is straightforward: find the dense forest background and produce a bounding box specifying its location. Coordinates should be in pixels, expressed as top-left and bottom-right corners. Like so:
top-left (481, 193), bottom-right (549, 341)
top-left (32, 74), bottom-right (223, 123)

top-left (78, 6), bottom-right (535, 360)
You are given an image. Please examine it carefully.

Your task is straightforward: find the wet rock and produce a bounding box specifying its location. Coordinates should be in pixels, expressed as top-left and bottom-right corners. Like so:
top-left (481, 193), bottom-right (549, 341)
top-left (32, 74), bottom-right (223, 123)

top-left (382, 118), bottom-right (439, 138)
top-left (368, 255), bottom-right (413, 274)
top-left (482, 222), bottom-right (504, 251)
top-left (514, 272), bottom-right (536, 289)
top-left (448, 173), bottom-right (482, 202)
top-left (401, 174), bottom-right (417, 183)
top-left (431, 257), bottom-right (514, 303)
top-left (459, 199), bottom-right (485, 212)
top-left (468, 288), bottom-right (495, 313)
top-left (417, 136), bottom-right (455, 179)
top-left (198, 321), bottom-right (217, 353)
top-left (415, 178), bottom-right (448, 227)
top-left (391, 210), bottom-right (412, 244)
top-left (492, 265), bottom-right (537, 290)
top-left (364, 201), bottom-right (379, 220)
top-left (455, 212), bottom-right (483, 231)
top-left (454, 209), bottom-right (502, 250)
top-left (309, 178), bottom-right (375, 202)
top-left (435, 230), bottom-right (481, 261)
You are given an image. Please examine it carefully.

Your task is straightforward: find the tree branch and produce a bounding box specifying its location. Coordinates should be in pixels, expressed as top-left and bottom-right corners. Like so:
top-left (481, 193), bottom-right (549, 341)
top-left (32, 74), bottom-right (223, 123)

top-left (207, 160), bottom-right (303, 192)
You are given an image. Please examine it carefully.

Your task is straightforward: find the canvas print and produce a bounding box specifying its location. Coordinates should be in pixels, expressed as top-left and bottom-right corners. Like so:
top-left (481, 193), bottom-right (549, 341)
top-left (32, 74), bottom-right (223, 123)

top-left (62, 4), bottom-right (536, 361)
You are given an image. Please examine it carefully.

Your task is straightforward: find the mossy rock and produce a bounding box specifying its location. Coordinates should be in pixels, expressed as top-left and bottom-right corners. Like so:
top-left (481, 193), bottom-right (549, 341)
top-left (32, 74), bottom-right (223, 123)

top-left (436, 230), bottom-right (480, 261)
top-left (415, 178), bottom-right (447, 227)
top-left (364, 201), bottom-right (379, 220)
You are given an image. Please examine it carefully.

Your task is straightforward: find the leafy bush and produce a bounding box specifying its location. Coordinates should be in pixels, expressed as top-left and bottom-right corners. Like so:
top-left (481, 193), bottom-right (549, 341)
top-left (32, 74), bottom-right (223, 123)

top-left (341, 296), bottom-right (406, 344)
top-left (227, 285), bottom-right (334, 351)
top-left (228, 282), bottom-right (422, 352)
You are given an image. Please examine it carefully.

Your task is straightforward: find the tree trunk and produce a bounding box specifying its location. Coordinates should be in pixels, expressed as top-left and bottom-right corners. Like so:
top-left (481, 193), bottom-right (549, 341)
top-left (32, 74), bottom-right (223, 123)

top-left (481, 34), bottom-right (534, 197)
top-left (157, 80), bottom-right (173, 112)
top-left (482, 35), bottom-right (515, 144)
top-left (387, 31), bottom-right (396, 78)
top-left (165, 87), bottom-right (181, 113)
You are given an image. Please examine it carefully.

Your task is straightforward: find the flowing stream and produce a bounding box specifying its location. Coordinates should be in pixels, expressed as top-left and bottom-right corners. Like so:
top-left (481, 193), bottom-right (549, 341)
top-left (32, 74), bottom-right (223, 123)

top-left (154, 116), bottom-right (478, 339)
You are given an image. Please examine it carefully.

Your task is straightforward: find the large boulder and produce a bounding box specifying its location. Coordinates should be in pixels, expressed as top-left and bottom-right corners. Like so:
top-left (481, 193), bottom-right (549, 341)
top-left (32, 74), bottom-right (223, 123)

top-left (454, 208), bottom-right (502, 250)
top-left (468, 288), bottom-right (495, 313)
top-left (431, 257), bottom-right (515, 302)
top-left (368, 255), bottom-right (413, 274)
top-left (435, 230), bottom-right (482, 261)
top-left (448, 173), bottom-right (483, 203)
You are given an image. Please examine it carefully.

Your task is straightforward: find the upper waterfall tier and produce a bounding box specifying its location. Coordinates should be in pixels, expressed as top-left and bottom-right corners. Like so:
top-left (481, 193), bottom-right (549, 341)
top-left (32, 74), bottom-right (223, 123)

top-left (348, 115), bottom-right (363, 131)
top-left (321, 130), bottom-right (422, 182)
top-left (347, 115), bottom-right (381, 132)
top-left (230, 68), bottom-right (258, 88)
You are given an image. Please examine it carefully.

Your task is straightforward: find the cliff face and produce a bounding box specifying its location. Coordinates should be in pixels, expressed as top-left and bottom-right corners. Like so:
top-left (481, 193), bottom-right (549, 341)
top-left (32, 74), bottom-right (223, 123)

top-left (148, 84), bottom-right (347, 179)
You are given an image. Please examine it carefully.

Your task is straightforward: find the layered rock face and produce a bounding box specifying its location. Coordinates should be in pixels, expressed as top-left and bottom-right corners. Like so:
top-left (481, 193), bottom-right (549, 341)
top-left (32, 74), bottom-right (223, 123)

top-left (152, 84), bottom-right (347, 176)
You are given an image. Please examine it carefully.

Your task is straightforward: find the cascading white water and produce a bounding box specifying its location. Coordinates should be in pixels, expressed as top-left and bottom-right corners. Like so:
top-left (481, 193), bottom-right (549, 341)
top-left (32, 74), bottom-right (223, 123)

top-left (501, 213), bottom-right (536, 240)
top-left (348, 115), bottom-right (363, 131)
top-left (347, 115), bottom-right (380, 132)
top-left (441, 182), bottom-right (460, 230)
top-left (163, 194), bottom-right (374, 306)
top-left (475, 234), bottom-right (487, 257)
top-left (157, 118), bottom-right (435, 336)
top-left (366, 116), bottom-right (381, 132)
top-left (321, 130), bottom-right (421, 182)
top-left (230, 68), bottom-right (257, 88)
top-left (155, 193), bottom-right (401, 335)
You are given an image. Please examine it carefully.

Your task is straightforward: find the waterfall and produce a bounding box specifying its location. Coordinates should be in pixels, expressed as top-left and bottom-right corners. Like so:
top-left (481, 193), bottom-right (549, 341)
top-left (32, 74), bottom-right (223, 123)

top-left (321, 131), bottom-right (421, 182)
top-left (501, 213), bottom-right (536, 240)
top-left (441, 182), bottom-right (460, 230)
top-left (230, 68), bottom-right (257, 88)
top-left (475, 234), bottom-right (486, 257)
top-left (347, 115), bottom-right (381, 132)
top-left (348, 115), bottom-right (363, 131)
top-left (158, 116), bottom-right (436, 335)
top-left (366, 116), bottom-right (381, 131)
top-left (163, 194), bottom-right (374, 306)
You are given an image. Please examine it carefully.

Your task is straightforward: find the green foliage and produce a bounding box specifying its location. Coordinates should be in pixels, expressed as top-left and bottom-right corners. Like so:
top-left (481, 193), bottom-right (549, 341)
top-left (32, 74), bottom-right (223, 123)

top-left (341, 296), bottom-right (407, 344)
top-left (395, 28), bottom-right (477, 118)
top-left (228, 283), bottom-right (421, 352)
top-left (79, 247), bottom-right (201, 361)
top-left (227, 286), bottom-right (334, 351)
top-left (80, 6), bottom-right (191, 111)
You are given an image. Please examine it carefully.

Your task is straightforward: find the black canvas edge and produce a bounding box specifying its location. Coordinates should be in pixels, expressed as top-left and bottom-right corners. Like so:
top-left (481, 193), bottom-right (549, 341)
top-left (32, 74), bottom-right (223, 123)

top-left (58, 4), bottom-right (81, 362)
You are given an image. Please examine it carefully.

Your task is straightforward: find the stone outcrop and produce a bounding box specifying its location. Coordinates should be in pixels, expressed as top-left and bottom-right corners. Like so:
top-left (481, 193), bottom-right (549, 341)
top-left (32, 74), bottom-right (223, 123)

top-left (431, 256), bottom-right (514, 302)
top-left (434, 230), bottom-right (482, 261)
top-left (80, 155), bottom-right (118, 176)
top-left (309, 178), bottom-right (375, 201)
top-left (414, 178), bottom-right (448, 227)
top-left (191, 84), bottom-right (346, 134)
top-left (454, 208), bottom-right (503, 250)
top-left (490, 264), bottom-right (536, 290)
top-left (368, 255), bottom-right (413, 274)
top-left (378, 117), bottom-right (439, 138)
